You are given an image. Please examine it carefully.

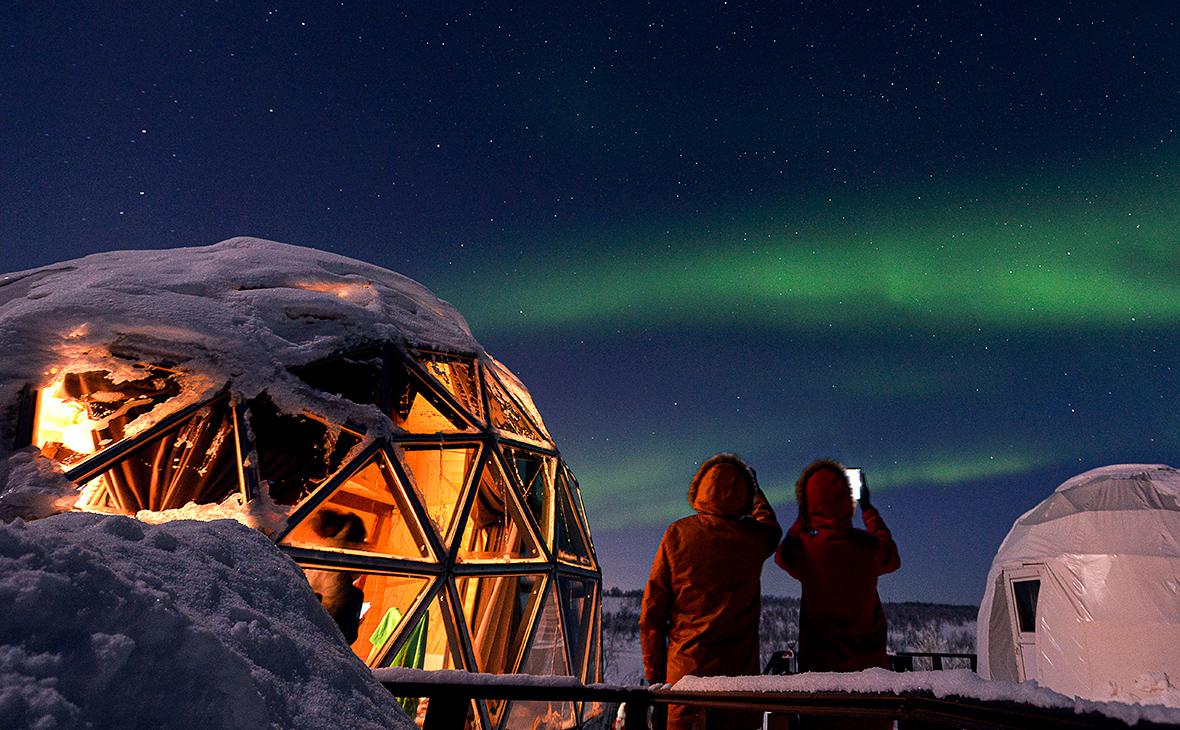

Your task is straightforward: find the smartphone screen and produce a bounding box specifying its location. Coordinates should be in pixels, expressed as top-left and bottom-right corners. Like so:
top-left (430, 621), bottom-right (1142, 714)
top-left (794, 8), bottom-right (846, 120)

top-left (845, 467), bottom-right (863, 502)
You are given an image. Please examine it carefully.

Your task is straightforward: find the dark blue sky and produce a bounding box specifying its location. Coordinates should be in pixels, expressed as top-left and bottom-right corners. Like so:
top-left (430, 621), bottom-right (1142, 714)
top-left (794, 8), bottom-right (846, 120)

top-left (3, 2), bottom-right (1179, 604)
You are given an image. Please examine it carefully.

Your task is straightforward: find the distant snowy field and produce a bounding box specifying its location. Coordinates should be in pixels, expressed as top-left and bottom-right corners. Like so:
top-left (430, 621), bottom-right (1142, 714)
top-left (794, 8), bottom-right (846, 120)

top-left (602, 590), bottom-right (975, 684)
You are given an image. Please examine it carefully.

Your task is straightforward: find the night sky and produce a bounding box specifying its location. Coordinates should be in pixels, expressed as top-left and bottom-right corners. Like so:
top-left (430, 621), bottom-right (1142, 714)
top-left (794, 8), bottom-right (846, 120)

top-left (3, 3), bottom-right (1179, 604)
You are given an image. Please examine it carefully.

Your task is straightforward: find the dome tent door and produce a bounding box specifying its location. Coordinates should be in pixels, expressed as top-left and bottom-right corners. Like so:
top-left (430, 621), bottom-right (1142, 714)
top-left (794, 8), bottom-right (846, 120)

top-left (1003, 565), bottom-right (1043, 682)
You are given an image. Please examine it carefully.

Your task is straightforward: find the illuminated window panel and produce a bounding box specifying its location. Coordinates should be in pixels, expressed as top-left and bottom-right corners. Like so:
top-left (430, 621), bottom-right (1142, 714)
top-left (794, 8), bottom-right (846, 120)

top-left (249, 395), bottom-right (362, 505)
top-left (455, 574), bottom-right (544, 674)
top-left (554, 472), bottom-right (595, 568)
top-left (483, 366), bottom-right (549, 446)
top-left (397, 444), bottom-right (480, 545)
top-left (581, 611), bottom-right (605, 722)
top-left (487, 358), bottom-right (552, 441)
top-left (564, 471), bottom-right (599, 565)
top-left (456, 573), bottom-right (544, 725)
top-left (504, 585), bottom-right (576, 730)
top-left (393, 375), bottom-right (470, 433)
top-left (35, 366), bottom-right (184, 467)
top-left (557, 576), bottom-right (596, 678)
top-left (76, 396), bottom-right (240, 514)
top-left (456, 456), bottom-right (543, 563)
top-left (413, 351), bottom-right (485, 424)
top-left (281, 454), bottom-right (431, 561)
top-left (299, 568), bottom-right (431, 666)
top-left (392, 587), bottom-right (481, 730)
top-left (503, 447), bottom-right (555, 546)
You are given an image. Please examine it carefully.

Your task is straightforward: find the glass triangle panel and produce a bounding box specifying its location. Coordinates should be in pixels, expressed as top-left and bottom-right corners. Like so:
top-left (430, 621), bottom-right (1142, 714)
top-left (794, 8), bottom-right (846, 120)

top-left (487, 358), bottom-right (552, 441)
top-left (456, 456), bottom-right (543, 562)
top-left (296, 568), bottom-right (431, 667)
top-left (566, 472), bottom-right (599, 565)
top-left (505, 584), bottom-right (576, 730)
top-left (554, 471), bottom-right (594, 567)
top-left (281, 453), bottom-right (431, 561)
top-left (455, 574), bottom-right (545, 675)
top-left (387, 585), bottom-right (478, 728)
top-left (414, 351), bottom-right (485, 424)
top-left (582, 610), bottom-right (605, 721)
top-left (76, 396), bottom-right (241, 514)
top-left (392, 372), bottom-right (470, 433)
top-left (455, 573), bottom-right (545, 726)
top-left (397, 444), bottom-right (480, 545)
top-left (557, 576), bottom-right (596, 679)
top-left (502, 447), bottom-right (554, 547)
top-left (484, 366), bottom-right (548, 445)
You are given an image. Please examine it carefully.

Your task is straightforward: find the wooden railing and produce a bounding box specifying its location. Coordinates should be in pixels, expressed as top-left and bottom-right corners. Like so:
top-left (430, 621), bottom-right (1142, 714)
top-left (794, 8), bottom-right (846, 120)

top-left (375, 670), bottom-right (1180, 730)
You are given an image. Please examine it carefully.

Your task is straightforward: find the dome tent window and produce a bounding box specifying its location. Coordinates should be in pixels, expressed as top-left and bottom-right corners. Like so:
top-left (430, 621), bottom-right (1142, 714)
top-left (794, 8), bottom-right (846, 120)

top-left (1010, 579), bottom-right (1040, 634)
top-left (3, 239), bottom-right (602, 730)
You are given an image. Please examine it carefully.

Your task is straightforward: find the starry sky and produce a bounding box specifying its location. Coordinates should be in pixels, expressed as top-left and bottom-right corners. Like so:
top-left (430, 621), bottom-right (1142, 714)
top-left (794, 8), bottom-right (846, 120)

top-left (3, 3), bottom-right (1179, 604)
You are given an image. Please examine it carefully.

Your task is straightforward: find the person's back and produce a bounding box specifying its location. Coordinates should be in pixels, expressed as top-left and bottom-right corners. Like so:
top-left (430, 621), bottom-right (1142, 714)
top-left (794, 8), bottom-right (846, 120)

top-left (777, 461), bottom-right (900, 672)
top-left (641, 453), bottom-right (781, 730)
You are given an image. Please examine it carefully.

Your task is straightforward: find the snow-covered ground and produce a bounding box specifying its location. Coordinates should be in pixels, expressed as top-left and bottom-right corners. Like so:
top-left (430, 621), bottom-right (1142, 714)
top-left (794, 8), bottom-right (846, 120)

top-left (0, 512), bottom-right (413, 729)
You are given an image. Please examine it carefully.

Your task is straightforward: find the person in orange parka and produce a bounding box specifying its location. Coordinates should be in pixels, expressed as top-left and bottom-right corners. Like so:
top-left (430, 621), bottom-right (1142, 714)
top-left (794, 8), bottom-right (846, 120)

top-left (640, 453), bottom-right (782, 730)
top-left (777, 460), bottom-right (900, 673)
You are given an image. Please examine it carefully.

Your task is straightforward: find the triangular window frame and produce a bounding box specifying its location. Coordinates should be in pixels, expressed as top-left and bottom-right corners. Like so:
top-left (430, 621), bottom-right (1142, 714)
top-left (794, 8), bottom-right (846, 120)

top-left (69, 393), bottom-right (247, 515)
top-left (451, 449), bottom-right (547, 565)
top-left (407, 349), bottom-right (486, 428)
top-left (481, 364), bottom-right (552, 449)
top-left (277, 444), bottom-right (439, 564)
top-left (393, 441), bottom-right (484, 553)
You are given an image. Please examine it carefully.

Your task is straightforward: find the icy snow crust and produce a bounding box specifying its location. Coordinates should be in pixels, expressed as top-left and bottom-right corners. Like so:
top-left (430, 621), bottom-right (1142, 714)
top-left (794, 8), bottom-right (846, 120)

top-left (0, 237), bottom-right (479, 519)
top-left (0, 512), bottom-right (415, 729)
top-left (671, 671), bottom-right (1180, 726)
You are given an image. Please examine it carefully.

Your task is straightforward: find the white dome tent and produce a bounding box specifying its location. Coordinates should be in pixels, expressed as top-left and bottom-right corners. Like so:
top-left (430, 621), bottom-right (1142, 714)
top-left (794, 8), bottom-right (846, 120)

top-left (977, 464), bottom-right (1180, 701)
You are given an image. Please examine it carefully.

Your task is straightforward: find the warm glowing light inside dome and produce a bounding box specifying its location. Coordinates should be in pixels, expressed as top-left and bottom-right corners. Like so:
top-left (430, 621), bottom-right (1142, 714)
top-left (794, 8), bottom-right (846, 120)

top-left (34, 382), bottom-right (104, 459)
top-left (295, 280), bottom-right (376, 305)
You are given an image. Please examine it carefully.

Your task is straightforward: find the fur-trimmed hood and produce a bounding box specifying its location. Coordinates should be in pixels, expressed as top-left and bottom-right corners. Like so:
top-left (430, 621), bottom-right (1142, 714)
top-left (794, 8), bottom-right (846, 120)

top-left (688, 453), bottom-right (758, 518)
top-left (795, 458), bottom-right (854, 530)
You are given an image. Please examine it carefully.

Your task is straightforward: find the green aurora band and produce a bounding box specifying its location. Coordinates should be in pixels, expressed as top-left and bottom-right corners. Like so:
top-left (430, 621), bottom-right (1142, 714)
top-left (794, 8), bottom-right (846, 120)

top-left (444, 169), bottom-right (1180, 335)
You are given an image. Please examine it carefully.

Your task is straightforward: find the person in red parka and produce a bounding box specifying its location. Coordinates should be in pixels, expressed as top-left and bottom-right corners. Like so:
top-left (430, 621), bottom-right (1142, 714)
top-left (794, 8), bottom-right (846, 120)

top-left (777, 460), bottom-right (900, 673)
top-left (641, 453), bottom-right (782, 730)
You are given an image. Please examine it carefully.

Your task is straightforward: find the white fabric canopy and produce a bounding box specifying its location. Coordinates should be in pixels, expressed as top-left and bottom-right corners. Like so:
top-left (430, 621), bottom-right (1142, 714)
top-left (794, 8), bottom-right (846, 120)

top-left (977, 464), bottom-right (1180, 700)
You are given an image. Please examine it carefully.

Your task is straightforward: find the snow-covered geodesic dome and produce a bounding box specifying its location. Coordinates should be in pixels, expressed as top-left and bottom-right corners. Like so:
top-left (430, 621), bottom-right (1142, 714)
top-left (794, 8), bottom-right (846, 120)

top-left (977, 464), bottom-right (1180, 701)
top-left (0, 238), bottom-right (602, 730)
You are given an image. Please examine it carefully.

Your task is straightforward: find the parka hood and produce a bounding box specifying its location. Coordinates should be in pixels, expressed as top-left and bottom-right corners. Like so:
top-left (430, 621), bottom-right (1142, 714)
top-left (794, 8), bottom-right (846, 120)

top-left (689, 453), bottom-right (757, 518)
top-left (802, 465), bottom-right (854, 529)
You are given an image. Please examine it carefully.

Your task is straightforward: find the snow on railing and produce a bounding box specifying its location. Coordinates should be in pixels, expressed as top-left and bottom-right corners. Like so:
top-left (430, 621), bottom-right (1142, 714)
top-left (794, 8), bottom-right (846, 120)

top-left (375, 668), bottom-right (1180, 730)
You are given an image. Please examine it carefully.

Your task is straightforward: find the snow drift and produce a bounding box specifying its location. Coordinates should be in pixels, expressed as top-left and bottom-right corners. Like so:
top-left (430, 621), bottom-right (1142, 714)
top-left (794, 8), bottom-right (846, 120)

top-left (0, 512), bottom-right (413, 729)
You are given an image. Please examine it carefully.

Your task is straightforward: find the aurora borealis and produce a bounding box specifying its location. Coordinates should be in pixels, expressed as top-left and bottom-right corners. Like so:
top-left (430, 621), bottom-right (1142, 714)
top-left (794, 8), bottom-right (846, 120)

top-left (3, 3), bottom-right (1179, 603)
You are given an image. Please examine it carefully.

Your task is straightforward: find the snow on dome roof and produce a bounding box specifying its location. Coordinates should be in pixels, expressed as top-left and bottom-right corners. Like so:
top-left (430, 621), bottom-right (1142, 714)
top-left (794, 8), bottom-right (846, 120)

top-left (0, 237), bottom-right (479, 435)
